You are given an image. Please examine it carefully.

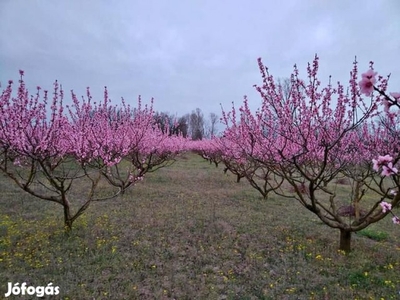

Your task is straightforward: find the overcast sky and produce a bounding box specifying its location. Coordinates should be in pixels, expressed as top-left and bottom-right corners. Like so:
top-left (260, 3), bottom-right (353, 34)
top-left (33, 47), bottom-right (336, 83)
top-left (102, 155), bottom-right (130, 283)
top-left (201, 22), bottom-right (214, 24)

top-left (0, 0), bottom-right (399, 120)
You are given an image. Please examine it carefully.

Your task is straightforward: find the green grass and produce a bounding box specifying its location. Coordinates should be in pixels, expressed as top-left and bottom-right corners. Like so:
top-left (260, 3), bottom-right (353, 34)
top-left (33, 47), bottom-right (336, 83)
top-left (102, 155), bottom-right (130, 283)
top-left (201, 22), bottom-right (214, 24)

top-left (0, 153), bottom-right (399, 299)
top-left (358, 228), bottom-right (390, 242)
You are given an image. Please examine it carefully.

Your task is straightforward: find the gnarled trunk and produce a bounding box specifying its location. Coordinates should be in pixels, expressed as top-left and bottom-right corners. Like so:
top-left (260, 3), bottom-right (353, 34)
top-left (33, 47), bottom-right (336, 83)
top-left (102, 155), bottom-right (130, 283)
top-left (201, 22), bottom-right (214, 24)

top-left (339, 229), bottom-right (352, 252)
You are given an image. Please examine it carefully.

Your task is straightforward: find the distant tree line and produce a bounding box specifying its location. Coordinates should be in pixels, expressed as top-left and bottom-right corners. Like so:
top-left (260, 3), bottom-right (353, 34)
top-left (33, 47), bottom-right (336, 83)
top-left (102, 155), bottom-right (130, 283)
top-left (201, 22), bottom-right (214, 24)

top-left (153, 108), bottom-right (220, 140)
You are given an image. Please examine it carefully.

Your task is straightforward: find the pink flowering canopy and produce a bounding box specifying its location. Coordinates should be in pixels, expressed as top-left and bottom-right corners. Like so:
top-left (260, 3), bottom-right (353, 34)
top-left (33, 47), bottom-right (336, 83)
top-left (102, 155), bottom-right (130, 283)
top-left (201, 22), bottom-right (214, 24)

top-left (206, 55), bottom-right (400, 251)
top-left (0, 71), bottom-right (187, 230)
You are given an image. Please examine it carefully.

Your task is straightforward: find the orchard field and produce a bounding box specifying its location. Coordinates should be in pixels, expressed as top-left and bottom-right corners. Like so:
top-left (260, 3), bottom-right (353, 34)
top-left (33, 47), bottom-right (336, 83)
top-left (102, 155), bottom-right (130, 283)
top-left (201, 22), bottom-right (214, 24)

top-left (1, 55), bottom-right (400, 299)
top-left (1, 152), bottom-right (399, 299)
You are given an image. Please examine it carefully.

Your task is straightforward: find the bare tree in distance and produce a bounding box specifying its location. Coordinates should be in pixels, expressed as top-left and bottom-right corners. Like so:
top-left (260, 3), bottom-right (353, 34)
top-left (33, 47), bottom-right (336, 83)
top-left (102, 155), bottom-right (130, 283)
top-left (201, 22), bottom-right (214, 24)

top-left (153, 111), bottom-right (175, 134)
top-left (176, 115), bottom-right (189, 138)
top-left (207, 112), bottom-right (220, 138)
top-left (153, 111), bottom-right (190, 137)
top-left (189, 108), bottom-right (205, 140)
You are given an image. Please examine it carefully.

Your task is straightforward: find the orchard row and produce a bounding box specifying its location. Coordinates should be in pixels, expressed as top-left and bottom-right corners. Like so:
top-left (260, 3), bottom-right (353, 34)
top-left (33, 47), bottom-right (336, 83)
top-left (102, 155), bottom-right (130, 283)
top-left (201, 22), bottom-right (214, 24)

top-left (1, 56), bottom-right (399, 252)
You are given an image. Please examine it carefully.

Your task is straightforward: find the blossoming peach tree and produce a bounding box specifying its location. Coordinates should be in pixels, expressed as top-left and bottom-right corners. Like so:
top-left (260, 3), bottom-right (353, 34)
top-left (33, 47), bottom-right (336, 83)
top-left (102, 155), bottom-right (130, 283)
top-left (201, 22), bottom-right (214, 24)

top-left (219, 55), bottom-right (399, 252)
top-left (0, 71), bottom-right (185, 231)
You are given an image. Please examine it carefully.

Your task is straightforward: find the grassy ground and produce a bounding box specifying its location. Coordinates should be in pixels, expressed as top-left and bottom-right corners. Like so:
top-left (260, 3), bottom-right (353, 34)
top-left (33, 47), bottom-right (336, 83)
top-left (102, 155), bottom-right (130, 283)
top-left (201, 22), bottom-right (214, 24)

top-left (0, 153), bottom-right (399, 299)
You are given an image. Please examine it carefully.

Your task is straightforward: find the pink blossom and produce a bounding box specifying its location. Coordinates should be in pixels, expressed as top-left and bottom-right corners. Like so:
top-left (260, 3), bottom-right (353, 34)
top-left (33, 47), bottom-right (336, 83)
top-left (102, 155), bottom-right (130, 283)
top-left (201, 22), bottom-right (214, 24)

top-left (359, 70), bottom-right (377, 96)
top-left (372, 158), bottom-right (380, 172)
top-left (379, 154), bottom-right (393, 163)
top-left (372, 155), bottom-right (395, 175)
top-left (380, 201), bottom-right (392, 213)
top-left (359, 79), bottom-right (373, 96)
top-left (381, 163), bottom-right (398, 176)
top-left (361, 69), bottom-right (378, 81)
top-left (392, 216), bottom-right (400, 225)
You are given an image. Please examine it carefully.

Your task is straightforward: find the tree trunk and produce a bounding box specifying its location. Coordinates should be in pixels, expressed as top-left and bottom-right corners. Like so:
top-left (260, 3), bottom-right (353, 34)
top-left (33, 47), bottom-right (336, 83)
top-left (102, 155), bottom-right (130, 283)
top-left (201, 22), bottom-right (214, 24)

top-left (339, 229), bottom-right (352, 252)
top-left (63, 204), bottom-right (73, 232)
